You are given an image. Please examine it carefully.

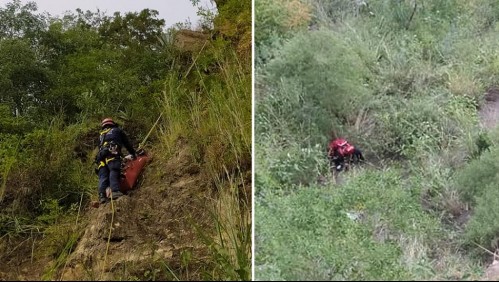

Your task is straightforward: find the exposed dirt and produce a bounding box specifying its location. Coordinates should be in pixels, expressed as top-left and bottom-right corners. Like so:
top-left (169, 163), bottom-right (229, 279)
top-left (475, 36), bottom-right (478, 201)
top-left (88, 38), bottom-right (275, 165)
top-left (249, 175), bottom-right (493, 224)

top-left (483, 256), bottom-right (499, 281)
top-left (62, 142), bottom-right (215, 280)
top-left (479, 87), bottom-right (499, 129)
top-left (0, 140), bottom-right (230, 281)
top-left (174, 29), bottom-right (210, 53)
top-left (477, 87), bottom-right (499, 280)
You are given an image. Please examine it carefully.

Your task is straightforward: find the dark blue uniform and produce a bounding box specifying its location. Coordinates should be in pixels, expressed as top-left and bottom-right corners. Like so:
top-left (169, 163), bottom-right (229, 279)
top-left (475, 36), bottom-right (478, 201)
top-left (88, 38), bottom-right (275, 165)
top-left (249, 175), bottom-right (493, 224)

top-left (95, 124), bottom-right (136, 198)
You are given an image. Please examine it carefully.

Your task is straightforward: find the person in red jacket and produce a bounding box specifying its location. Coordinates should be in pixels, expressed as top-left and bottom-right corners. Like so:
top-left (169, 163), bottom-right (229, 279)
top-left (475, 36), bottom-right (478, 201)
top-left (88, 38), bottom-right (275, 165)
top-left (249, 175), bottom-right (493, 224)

top-left (327, 138), bottom-right (364, 171)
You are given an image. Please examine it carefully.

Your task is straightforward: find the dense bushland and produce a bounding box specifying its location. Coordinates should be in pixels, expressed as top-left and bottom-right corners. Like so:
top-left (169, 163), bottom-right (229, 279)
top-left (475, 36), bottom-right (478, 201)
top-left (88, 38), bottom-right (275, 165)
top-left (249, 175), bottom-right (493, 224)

top-left (255, 0), bottom-right (499, 280)
top-left (0, 0), bottom-right (251, 280)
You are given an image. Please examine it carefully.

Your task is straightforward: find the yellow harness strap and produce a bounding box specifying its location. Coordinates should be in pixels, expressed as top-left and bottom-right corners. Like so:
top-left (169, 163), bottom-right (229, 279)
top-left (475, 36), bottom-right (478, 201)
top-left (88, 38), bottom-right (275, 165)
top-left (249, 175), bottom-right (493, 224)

top-left (100, 128), bottom-right (112, 135)
top-left (99, 128), bottom-right (112, 148)
top-left (97, 157), bottom-right (116, 170)
top-left (97, 161), bottom-right (105, 169)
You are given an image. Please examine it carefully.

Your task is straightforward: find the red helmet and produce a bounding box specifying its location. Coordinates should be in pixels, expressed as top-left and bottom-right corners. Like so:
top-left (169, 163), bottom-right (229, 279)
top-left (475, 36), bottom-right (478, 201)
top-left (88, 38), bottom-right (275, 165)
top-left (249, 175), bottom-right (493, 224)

top-left (101, 118), bottom-right (115, 127)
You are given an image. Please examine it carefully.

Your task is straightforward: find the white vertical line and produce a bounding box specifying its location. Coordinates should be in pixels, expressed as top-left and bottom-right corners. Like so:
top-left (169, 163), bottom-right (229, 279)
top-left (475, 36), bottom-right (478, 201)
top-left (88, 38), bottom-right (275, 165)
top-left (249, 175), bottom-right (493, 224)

top-left (251, 0), bottom-right (256, 280)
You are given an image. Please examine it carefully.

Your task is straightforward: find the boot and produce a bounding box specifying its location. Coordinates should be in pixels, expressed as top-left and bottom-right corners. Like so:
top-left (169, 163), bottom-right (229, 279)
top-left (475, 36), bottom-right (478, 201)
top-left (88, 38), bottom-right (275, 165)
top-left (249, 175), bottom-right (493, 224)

top-left (111, 190), bottom-right (123, 200)
top-left (99, 192), bottom-right (108, 204)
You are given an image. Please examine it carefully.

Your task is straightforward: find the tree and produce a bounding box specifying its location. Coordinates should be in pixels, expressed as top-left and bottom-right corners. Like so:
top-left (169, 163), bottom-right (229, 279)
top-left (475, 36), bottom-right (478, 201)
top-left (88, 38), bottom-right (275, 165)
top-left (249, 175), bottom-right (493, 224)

top-left (98, 9), bottom-right (165, 49)
top-left (0, 0), bottom-right (46, 41)
top-left (0, 39), bottom-right (49, 117)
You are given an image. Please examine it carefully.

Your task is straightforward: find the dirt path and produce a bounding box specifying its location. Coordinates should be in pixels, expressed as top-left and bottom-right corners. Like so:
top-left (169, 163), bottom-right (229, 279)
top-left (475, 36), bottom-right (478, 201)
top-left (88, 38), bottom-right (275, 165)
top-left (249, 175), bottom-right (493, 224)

top-left (476, 87), bottom-right (499, 280)
top-left (479, 87), bottom-right (499, 129)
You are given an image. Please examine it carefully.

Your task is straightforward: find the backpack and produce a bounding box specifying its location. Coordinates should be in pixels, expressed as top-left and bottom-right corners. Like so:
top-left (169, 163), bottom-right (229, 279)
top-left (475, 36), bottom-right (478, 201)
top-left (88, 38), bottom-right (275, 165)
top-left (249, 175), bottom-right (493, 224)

top-left (331, 138), bottom-right (355, 157)
top-left (338, 142), bottom-right (355, 156)
top-left (331, 138), bottom-right (347, 149)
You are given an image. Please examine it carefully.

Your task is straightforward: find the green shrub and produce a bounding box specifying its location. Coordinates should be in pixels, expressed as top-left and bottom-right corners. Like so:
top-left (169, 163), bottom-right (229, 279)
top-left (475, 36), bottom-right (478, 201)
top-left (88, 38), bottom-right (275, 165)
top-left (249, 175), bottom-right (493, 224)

top-left (255, 0), bottom-right (310, 48)
top-left (255, 168), bottom-right (444, 281)
top-left (259, 30), bottom-right (373, 146)
top-left (255, 0), bottom-right (499, 280)
top-left (454, 147), bottom-right (499, 204)
top-left (265, 143), bottom-right (328, 188)
top-left (465, 182), bottom-right (499, 249)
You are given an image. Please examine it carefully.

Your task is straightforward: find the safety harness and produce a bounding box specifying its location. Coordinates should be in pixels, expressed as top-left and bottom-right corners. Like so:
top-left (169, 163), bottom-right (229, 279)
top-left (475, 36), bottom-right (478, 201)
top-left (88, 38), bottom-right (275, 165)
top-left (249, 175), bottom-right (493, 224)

top-left (97, 128), bottom-right (120, 169)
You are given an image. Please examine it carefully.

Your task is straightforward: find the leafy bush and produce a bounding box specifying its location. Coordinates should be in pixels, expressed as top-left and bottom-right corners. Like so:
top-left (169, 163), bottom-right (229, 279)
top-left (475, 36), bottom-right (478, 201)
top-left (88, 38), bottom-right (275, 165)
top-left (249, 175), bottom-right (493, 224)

top-left (265, 143), bottom-right (328, 187)
top-left (255, 168), bottom-right (445, 281)
top-left (258, 30), bottom-right (373, 147)
top-left (254, 0), bottom-right (499, 279)
top-left (255, 0), bottom-right (310, 49)
top-left (454, 147), bottom-right (499, 204)
top-left (465, 182), bottom-right (499, 249)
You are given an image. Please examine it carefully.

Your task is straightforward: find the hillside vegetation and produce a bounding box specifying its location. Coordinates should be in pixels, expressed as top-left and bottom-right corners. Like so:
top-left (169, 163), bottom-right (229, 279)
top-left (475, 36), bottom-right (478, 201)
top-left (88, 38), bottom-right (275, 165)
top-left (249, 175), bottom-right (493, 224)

top-left (255, 0), bottom-right (499, 280)
top-left (0, 0), bottom-right (251, 280)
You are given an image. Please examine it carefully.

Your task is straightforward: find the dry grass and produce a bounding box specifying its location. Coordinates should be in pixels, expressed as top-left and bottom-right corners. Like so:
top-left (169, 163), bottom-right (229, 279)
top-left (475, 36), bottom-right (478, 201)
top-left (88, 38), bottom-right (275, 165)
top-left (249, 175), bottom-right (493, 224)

top-left (447, 71), bottom-right (481, 98)
top-left (280, 0), bottom-right (312, 29)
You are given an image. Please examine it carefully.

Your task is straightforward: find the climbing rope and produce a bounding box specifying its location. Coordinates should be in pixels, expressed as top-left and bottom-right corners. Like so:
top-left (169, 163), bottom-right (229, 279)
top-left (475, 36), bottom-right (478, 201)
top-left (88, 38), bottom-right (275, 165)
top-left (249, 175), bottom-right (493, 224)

top-left (101, 195), bottom-right (116, 280)
top-left (138, 113), bottom-right (163, 150)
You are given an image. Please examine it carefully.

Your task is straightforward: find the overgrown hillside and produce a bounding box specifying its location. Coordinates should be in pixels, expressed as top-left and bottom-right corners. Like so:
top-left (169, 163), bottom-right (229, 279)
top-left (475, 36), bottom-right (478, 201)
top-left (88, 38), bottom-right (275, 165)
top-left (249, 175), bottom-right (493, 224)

top-left (255, 0), bottom-right (499, 280)
top-left (0, 0), bottom-right (251, 280)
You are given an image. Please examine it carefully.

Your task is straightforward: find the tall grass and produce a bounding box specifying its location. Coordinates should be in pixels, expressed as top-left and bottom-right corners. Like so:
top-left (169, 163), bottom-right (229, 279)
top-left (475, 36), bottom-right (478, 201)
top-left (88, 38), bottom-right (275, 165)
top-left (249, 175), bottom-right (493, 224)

top-left (192, 172), bottom-right (251, 281)
top-left (159, 42), bottom-right (251, 280)
top-left (255, 0), bottom-right (499, 280)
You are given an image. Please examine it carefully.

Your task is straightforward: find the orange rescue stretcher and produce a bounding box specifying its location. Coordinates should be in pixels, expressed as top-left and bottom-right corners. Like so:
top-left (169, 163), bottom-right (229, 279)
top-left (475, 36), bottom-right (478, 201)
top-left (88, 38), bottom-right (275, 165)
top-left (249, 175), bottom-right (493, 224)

top-left (119, 149), bottom-right (150, 193)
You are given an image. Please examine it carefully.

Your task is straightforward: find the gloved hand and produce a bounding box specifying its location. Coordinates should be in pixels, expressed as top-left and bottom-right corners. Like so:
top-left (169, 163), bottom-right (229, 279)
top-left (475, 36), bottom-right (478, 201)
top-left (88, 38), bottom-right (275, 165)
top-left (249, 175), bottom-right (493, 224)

top-left (125, 153), bottom-right (137, 161)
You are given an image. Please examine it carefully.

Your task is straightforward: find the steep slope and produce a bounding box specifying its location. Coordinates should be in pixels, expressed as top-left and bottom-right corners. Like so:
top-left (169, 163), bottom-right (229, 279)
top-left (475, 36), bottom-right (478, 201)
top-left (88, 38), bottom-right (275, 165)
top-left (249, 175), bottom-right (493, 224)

top-left (0, 1), bottom-right (251, 280)
top-left (59, 139), bottom-right (221, 280)
top-left (0, 137), bottom-right (243, 281)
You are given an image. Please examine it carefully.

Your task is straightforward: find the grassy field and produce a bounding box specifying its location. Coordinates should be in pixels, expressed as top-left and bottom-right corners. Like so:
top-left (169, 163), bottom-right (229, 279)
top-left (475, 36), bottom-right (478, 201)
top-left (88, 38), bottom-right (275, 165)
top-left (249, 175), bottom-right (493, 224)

top-left (255, 0), bottom-right (499, 280)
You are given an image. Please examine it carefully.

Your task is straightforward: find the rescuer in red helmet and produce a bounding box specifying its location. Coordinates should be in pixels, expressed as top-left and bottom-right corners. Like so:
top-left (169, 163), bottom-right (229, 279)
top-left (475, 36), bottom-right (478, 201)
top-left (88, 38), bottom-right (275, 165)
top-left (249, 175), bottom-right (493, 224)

top-left (95, 118), bottom-right (137, 204)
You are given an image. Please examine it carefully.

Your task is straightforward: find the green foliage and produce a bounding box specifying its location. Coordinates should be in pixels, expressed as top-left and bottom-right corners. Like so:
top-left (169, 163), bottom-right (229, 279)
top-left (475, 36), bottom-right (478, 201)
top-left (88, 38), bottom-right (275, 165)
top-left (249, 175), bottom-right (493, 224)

top-left (370, 93), bottom-right (479, 160)
top-left (255, 0), bottom-right (499, 279)
top-left (468, 0), bottom-right (499, 30)
top-left (454, 147), bottom-right (499, 204)
top-left (0, 0), bottom-right (251, 280)
top-left (255, 0), bottom-right (311, 65)
top-left (465, 183), bottom-right (499, 249)
top-left (0, 0), bottom-right (46, 40)
top-left (311, 0), bottom-right (362, 21)
top-left (213, 0), bottom-right (252, 56)
top-left (254, 0), bottom-right (290, 46)
top-left (0, 38), bottom-right (50, 116)
top-left (263, 143), bottom-right (327, 188)
top-left (256, 169), bottom-right (449, 281)
top-left (98, 9), bottom-right (165, 48)
top-left (259, 30), bottom-right (373, 149)
top-left (190, 179), bottom-right (251, 281)
top-left (158, 31), bottom-right (252, 280)
top-left (160, 47), bottom-right (251, 178)
top-left (40, 218), bottom-right (84, 281)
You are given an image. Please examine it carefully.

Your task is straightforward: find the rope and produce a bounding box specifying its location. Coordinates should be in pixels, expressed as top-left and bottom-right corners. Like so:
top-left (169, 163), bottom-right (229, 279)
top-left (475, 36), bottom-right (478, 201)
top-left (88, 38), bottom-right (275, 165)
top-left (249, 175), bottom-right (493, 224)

top-left (473, 242), bottom-right (499, 260)
top-left (100, 195), bottom-right (115, 280)
top-left (138, 113), bottom-right (163, 150)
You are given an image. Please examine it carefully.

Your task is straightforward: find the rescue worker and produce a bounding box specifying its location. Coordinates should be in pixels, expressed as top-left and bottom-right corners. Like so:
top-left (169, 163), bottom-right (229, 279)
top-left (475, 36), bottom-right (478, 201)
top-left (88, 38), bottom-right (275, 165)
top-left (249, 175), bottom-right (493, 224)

top-left (327, 137), bottom-right (364, 171)
top-left (95, 118), bottom-right (137, 204)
